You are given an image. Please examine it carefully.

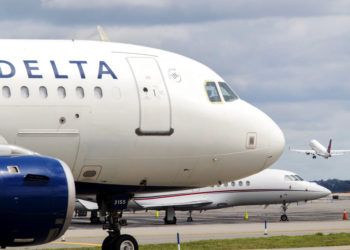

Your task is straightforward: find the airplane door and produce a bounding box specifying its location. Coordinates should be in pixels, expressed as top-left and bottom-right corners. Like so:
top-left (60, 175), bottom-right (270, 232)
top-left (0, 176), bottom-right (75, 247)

top-left (127, 57), bottom-right (173, 135)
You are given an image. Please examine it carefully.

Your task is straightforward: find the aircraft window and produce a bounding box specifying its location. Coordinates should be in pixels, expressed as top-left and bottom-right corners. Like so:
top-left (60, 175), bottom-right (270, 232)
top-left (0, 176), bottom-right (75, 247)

top-left (218, 82), bottom-right (238, 102)
top-left (292, 175), bottom-right (303, 181)
top-left (295, 175), bottom-right (304, 181)
top-left (205, 82), bottom-right (221, 102)
top-left (284, 175), bottom-right (293, 181)
top-left (94, 87), bottom-right (103, 99)
top-left (58, 86), bottom-right (66, 99)
top-left (231, 181), bottom-right (235, 187)
top-left (239, 181), bottom-right (243, 186)
top-left (21, 86), bottom-right (29, 98)
top-left (291, 175), bottom-right (299, 181)
top-left (224, 183), bottom-right (228, 187)
top-left (39, 86), bottom-right (48, 99)
top-left (2, 86), bottom-right (11, 98)
top-left (76, 86), bottom-right (85, 99)
top-left (246, 180), bottom-right (250, 186)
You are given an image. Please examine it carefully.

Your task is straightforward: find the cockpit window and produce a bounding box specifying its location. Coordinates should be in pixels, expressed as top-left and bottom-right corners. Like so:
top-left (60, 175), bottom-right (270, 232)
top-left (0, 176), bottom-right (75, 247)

top-left (291, 175), bottom-right (299, 181)
top-left (218, 82), bottom-right (238, 102)
top-left (294, 175), bottom-right (304, 181)
top-left (284, 175), bottom-right (293, 181)
top-left (205, 82), bottom-right (221, 102)
top-left (285, 175), bottom-right (304, 181)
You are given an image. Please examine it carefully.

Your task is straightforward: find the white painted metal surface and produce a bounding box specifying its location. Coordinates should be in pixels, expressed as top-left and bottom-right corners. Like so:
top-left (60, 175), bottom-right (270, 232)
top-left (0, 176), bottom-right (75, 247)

top-left (0, 39), bottom-right (285, 188)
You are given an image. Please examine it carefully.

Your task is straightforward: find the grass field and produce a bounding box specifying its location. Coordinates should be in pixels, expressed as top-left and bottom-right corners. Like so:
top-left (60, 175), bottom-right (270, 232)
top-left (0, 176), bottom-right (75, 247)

top-left (51, 233), bottom-right (350, 250)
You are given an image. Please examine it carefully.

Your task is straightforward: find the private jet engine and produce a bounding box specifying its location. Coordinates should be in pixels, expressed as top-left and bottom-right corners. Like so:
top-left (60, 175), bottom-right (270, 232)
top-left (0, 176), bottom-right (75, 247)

top-left (0, 153), bottom-right (75, 248)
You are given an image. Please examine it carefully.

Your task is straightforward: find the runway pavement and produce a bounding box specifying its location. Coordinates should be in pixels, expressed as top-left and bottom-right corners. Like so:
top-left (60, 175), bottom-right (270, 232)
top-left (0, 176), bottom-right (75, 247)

top-left (18, 198), bottom-right (350, 249)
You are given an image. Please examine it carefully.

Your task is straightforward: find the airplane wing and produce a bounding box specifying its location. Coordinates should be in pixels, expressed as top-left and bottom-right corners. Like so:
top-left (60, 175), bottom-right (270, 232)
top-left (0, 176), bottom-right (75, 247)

top-left (331, 150), bottom-right (350, 155)
top-left (135, 200), bottom-right (212, 210)
top-left (289, 148), bottom-right (315, 154)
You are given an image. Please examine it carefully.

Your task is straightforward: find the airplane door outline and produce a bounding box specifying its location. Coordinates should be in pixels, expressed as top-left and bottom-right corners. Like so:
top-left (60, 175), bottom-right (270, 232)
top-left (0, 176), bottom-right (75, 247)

top-left (127, 57), bottom-right (174, 136)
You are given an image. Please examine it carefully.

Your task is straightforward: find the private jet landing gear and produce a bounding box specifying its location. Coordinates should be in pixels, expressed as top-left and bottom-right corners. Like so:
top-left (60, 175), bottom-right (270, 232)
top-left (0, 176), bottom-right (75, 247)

top-left (187, 211), bottom-right (193, 222)
top-left (98, 194), bottom-right (138, 250)
top-left (280, 201), bottom-right (289, 222)
top-left (164, 207), bottom-right (177, 224)
top-left (312, 155), bottom-right (316, 159)
top-left (90, 210), bottom-right (100, 224)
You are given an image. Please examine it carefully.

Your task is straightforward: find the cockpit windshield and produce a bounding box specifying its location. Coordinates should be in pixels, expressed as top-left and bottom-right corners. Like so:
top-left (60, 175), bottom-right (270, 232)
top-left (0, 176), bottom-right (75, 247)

top-left (218, 82), bottom-right (239, 102)
top-left (284, 174), bottom-right (304, 181)
top-left (294, 175), bottom-right (304, 181)
top-left (205, 82), bottom-right (221, 102)
top-left (284, 175), bottom-right (293, 181)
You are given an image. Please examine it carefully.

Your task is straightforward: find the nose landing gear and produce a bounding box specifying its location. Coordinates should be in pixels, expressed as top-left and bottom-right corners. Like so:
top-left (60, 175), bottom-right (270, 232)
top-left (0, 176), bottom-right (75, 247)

top-left (98, 194), bottom-right (139, 250)
top-left (280, 201), bottom-right (289, 222)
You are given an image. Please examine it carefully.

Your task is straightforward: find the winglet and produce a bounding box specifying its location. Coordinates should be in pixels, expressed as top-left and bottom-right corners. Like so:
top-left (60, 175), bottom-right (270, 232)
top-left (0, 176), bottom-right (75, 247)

top-left (97, 25), bottom-right (110, 42)
top-left (327, 139), bottom-right (332, 154)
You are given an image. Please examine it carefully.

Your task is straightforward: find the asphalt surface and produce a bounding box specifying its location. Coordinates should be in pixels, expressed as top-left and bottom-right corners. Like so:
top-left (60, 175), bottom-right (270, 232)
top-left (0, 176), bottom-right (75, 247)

top-left (16, 198), bottom-right (350, 249)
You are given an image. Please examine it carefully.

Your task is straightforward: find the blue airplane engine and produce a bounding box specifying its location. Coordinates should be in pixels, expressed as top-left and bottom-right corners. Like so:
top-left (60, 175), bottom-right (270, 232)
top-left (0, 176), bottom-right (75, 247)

top-left (0, 155), bottom-right (75, 248)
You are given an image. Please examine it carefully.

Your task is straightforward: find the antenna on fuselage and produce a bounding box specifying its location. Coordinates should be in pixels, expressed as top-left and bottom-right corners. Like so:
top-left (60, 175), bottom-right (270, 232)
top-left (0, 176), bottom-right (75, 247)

top-left (97, 25), bottom-right (110, 42)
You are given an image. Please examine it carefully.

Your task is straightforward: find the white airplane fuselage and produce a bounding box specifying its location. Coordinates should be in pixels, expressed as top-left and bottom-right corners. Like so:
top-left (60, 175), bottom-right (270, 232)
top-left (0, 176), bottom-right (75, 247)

top-left (129, 169), bottom-right (331, 211)
top-left (309, 140), bottom-right (331, 158)
top-left (0, 40), bottom-right (285, 191)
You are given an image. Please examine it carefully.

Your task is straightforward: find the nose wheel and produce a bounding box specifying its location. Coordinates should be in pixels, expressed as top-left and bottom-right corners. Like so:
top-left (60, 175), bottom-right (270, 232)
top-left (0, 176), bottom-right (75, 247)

top-left (102, 234), bottom-right (138, 250)
top-left (280, 214), bottom-right (289, 221)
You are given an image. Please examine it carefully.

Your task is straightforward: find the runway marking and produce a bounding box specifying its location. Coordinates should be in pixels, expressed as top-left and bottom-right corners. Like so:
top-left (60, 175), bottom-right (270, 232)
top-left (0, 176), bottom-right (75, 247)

top-left (52, 241), bottom-right (101, 247)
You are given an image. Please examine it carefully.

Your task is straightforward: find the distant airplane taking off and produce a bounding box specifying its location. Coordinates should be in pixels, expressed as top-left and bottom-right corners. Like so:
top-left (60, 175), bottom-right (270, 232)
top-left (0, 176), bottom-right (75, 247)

top-left (290, 139), bottom-right (350, 159)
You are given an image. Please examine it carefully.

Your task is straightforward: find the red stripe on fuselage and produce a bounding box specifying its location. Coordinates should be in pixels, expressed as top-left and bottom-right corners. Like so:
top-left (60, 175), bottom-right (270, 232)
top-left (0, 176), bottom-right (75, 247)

top-left (134, 189), bottom-right (315, 201)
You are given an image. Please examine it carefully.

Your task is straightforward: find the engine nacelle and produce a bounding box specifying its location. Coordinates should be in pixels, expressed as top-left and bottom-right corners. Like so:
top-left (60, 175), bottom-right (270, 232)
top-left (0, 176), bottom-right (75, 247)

top-left (0, 155), bottom-right (75, 247)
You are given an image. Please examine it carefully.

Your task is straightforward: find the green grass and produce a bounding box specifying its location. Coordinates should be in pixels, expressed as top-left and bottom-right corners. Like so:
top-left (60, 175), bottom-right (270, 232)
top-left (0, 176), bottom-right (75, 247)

top-left (52, 233), bottom-right (350, 250)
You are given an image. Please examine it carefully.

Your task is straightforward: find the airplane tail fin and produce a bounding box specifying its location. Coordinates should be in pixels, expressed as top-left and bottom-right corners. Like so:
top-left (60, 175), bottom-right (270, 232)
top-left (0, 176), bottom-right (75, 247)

top-left (327, 139), bottom-right (332, 154)
top-left (97, 25), bottom-right (110, 42)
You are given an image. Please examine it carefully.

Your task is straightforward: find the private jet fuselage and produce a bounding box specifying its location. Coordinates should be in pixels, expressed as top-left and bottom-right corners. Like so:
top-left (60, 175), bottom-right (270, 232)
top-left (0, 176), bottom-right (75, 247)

top-left (130, 169), bottom-right (330, 210)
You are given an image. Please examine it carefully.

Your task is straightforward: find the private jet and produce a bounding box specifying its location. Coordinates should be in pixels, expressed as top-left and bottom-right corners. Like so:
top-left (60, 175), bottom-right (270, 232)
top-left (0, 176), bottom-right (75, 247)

top-left (128, 169), bottom-right (330, 224)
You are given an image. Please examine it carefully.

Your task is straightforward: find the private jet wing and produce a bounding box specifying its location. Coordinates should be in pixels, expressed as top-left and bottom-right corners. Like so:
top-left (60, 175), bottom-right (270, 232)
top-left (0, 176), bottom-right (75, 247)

top-left (134, 200), bottom-right (212, 210)
top-left (76, 199), bottom-right (98, 211)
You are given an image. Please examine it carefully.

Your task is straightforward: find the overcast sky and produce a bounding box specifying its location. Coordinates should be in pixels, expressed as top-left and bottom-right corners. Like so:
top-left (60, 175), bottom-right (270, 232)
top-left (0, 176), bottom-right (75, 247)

top-left (3, 0), bottom-right (350, 180)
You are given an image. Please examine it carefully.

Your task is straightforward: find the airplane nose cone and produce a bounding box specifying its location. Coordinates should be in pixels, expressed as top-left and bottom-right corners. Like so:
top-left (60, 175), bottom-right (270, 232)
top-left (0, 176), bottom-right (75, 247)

top-left (310, 183), bottom-right (331, 198)
top-left (251, 106), bottom-right (285, 169)
top-left (319, 186), bottom-right (331, 197)
top-left (267, 119), bottom-right (285, 165)
top-left (237, 100), bottom-right (285, 168)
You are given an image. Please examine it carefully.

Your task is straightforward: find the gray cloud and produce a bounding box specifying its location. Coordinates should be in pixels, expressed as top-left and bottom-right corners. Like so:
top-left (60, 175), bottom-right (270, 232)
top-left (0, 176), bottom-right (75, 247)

top-left (1, 0), bottom-right (350, 26)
